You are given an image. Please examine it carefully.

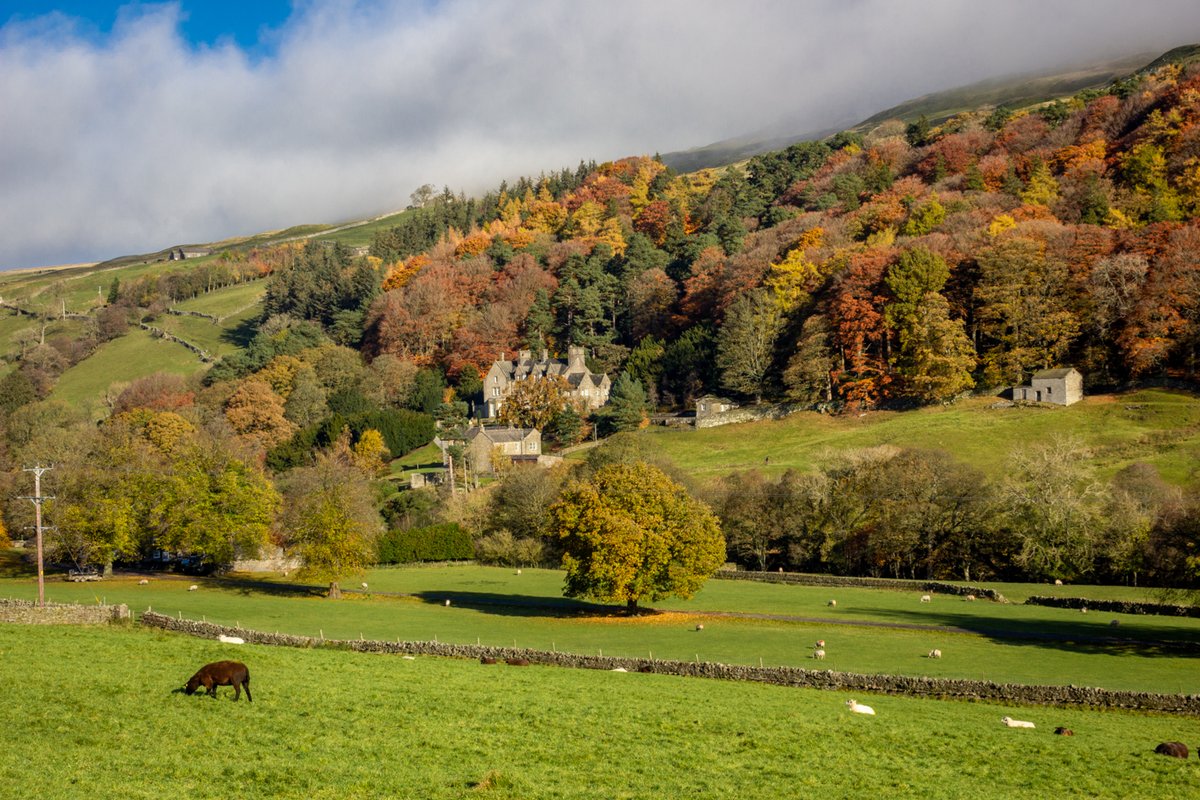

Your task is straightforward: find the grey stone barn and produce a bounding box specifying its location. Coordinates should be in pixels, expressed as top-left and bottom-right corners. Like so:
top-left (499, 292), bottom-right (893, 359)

top-left (483, 346), bottom-right (611, 419)
top-left (1012, 367), bottom-right (1083, 406)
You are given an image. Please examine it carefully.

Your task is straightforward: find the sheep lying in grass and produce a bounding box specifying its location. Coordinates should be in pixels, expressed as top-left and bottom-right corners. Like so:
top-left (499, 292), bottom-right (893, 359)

top-left (138, 579), bottom-right (149, 585)
top-left (217, 635), bottom-right (244, 645)
top-left (845, 699), bottom-right (875, 715)
top-left (920, 594), bottom-right (931, 603)
top-left (1054, 727), bottom-right (1074, 736)
top-left (1155, 742), bottom-right (1189, 759)
top-left (1001, 716), bottom-right (1035, 728)
top-left (928, 649), bottom-right (942, 659)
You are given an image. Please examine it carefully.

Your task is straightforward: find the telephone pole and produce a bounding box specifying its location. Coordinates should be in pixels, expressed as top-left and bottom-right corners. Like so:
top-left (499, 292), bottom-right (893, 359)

top-left (20, 464), bottom-right (53, 608)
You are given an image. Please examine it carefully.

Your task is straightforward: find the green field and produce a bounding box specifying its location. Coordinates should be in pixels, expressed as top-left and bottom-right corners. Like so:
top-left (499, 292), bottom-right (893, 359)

top-left (172, 278), bottom-right (266, 319)
top-left (3, 565), bottom-right (1197, 695)
top-left (0, 621), bottom-right (1195, 799)
top-left (50, 328), bottom-right (207, 411)
top-left (636, 390), bottom-right (1200, 484)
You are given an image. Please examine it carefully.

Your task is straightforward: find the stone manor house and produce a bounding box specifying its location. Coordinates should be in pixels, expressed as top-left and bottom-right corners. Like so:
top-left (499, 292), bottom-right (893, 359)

top-left (482, 346), bottom-right (611, 419)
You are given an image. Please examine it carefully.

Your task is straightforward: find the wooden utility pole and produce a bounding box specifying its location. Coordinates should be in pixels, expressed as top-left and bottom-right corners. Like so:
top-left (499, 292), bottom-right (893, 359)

top-left (20, 464), bottom-right (53, 608)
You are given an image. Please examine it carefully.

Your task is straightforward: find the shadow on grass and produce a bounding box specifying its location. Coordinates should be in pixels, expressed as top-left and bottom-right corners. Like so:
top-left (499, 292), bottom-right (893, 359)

top-left (221, 314), bottom-right (260, 348)
top-left (206, 576), bottom-right (328, 599)
top-left (412, 590), bottom-right (650, 619)
top-left (0, 550), bottom-right (35, 579)
top-left (851, 606), bottom-right (1200, 656)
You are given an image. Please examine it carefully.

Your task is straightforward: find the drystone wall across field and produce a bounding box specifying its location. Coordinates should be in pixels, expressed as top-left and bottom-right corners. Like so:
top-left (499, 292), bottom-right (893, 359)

top-left (0, 598), bottom-right (130, 624)
top-left (715, 571), bottom-right (1004, 601)
top-left (1025, 595), bottom-right (1200, 618)
top-left (141, 612), bottom-right (1199, 714)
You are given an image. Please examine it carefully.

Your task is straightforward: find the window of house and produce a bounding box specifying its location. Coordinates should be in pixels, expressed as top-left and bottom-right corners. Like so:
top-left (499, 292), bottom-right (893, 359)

top-left (491, 387), bottom-right (499, 397)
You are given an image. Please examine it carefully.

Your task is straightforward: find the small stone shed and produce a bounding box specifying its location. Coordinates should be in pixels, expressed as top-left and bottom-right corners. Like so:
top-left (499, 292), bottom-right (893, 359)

top-left (1012, 368), bottom-right (1083, 406)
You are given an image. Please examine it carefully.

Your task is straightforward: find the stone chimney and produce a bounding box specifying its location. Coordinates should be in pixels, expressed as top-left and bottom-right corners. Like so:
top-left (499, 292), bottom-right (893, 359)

top-left (567, 345), bottom-right (586, 372)
top-left (518, 349), bottom-right (532, 362)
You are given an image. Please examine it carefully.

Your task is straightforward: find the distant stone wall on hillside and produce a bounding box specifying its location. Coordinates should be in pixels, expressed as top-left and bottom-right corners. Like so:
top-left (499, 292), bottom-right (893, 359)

top-left (0, 598), bottom-right (130, 624)
top-left (694, 403), bottom-right (805, 429)
top-left (140, 612), bottom-right (1199, 713)
top-left (1025, 595), bottom-right (1200, 618)
top-left (716, 571), bottom-right (1004, 601)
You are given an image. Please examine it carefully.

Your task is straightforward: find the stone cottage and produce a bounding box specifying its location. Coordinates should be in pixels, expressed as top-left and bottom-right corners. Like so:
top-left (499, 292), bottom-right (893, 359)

top-left (1012, 367), bottom-right (1083, 406)
top-left (462, 426), bottom-right (541, 475)
top-left (483, 346), bottom-right (611, 419)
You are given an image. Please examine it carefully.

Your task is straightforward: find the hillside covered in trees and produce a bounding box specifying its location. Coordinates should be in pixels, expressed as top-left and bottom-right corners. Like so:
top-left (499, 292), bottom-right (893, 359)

top-left (344, 59), bottom-right (1200, 413)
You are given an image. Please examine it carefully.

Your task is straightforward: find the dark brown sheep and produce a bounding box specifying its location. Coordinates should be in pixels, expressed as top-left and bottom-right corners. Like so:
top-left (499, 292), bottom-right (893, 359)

top-left (505, 658), bottom-right (531, 666)
top-left (1054, 727), bottom-right (1074, 736)
top-left (480, 657), bottom-right (498, 665)
top-left (1154, 742), bottom-right (1188, 759)
top-left (184, 660), bottom-right (252, 702)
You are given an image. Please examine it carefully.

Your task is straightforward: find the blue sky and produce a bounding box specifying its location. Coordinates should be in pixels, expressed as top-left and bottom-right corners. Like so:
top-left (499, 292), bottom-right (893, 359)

top-left (1, 1), bottom-right (1199, 269)
top-left (3, 1), bottom-right (295, 54)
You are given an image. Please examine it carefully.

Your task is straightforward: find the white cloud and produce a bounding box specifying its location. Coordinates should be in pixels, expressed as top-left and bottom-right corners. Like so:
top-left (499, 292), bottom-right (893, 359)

top-left (1, 0), bottom-right (1197, 268)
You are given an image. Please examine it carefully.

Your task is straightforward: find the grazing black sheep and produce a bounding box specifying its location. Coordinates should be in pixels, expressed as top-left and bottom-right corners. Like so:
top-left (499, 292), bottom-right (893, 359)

top-left (184, 661), bottom-right (252, 702)
top-left (1154, 742), bottom-right (1188, 759)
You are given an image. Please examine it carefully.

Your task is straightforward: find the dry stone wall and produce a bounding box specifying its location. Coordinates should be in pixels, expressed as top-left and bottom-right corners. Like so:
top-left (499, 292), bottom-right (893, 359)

top-left (0, 598), bottom-right (130, 624)
top-left (716, 571), bottom-right (1004, 601)
top-left (1025, 595), bottom-right (1200, 618)
top-left (140, 612), bottom-right (1199, 714)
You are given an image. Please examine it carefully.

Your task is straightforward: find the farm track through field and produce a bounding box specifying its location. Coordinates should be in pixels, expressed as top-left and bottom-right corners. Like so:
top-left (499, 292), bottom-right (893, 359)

top-left (168, 573), bottom-right (1200, 653)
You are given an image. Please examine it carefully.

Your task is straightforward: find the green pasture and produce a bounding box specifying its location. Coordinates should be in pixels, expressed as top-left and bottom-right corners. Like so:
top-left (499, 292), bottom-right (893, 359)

top-left (156, 308), bottom-right (260, 358)
top-left (639, 389), bottom-right (1200, 484)
top-left (0, 623), bottom-right (1195, 799)
top-left (320, 209), bottom-right (411, 249)
top-left (50, 329), bottom-right (206, 412)
top-left (172, 278), bottom-right (265, 319)
top-left (3, 565), bottom-right (1196, 694)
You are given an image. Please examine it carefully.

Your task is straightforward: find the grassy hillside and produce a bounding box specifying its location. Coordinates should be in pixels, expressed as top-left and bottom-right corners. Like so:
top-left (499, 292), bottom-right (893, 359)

top-left (632, 389), bottom-right (1200, 485)
top-left (3, 623), bottom-right (1193, 799)
top-left (50, 328), bottom-right (207, 411)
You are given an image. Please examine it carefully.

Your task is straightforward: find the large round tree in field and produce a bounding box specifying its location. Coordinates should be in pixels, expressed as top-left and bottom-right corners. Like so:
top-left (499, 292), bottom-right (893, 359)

top-left (550, 461), bottom-right (725, 609)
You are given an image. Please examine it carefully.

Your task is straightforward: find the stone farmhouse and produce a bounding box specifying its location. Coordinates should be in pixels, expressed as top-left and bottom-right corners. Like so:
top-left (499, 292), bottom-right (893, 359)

top-left (1012, 367), bottom-right (1083, 406)
top-left (482, 346), bottom-right (611, 419)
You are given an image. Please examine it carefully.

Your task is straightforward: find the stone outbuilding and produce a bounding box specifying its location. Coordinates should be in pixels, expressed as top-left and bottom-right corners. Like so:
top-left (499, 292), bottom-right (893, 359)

top-left (1012, 368), bottom-right (1083, 406)
top-left (462, 426), bottom-right (541, 475)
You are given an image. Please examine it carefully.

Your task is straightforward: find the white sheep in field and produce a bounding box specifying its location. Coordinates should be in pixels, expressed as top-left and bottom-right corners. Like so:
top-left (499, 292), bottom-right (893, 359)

top-left (1054, 579), bottom-right (1063, 586)
top-left (920, 594), bottom-right (932, 603)
top-left (138, 579), bottom-right (149, 585)
top-left (815, 640), bottom-right (825, 648)
top-left (187, 585), bottom-right (198, 592)
top-left (218, 635), bottom-right (244, 645)
top-left (827, 599), bottom-right (837, 607)
top-left (1001, 716), bottom-right (1035, 728)
top-left (813, 649), bottom-right (826, 660)
top-left (928, 649), bottom-right (942, 658)
top-left (695, 623), bottom-right (704, 631)
top-left (444, 599), bottom-right (451, 607)
top-left (361, 582), bottom-right (368, 590)
top-left (964, 594), bottom-right (976, 601)
top-left (846, 699), bottom-right (875, 715)
top-left (515, 569), bottom-right (522, 575)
